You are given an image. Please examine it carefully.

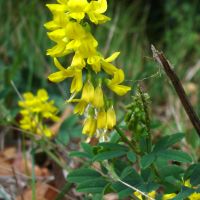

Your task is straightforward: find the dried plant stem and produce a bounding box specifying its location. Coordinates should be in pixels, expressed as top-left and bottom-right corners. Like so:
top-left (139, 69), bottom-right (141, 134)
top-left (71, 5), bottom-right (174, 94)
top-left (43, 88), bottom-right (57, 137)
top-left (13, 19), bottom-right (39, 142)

top-left (151, 45), bottom-right (200, 136)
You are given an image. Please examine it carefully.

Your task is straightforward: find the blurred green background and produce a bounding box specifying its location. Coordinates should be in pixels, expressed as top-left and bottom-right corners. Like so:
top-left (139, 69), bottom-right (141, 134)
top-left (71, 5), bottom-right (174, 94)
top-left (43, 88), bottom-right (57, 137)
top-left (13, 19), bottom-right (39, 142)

top-left (0, 0), bottom-right (200, 148)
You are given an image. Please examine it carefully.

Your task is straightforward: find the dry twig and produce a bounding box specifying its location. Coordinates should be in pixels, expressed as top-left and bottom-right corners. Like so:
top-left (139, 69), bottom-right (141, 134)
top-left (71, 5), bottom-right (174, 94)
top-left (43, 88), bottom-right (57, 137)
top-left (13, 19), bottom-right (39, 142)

top-left (151, 45), bottom-right (200, 136)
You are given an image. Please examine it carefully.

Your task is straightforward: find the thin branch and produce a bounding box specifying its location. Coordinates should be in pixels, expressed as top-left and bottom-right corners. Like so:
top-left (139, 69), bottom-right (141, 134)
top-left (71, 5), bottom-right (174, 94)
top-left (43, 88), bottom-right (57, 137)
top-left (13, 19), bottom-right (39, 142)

top-left (151, 45), bottom-right (200, 136)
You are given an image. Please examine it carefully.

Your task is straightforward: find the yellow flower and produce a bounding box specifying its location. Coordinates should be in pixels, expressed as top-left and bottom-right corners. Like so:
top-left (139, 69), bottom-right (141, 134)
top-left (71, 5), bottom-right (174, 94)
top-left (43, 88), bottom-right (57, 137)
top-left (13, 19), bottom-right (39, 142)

top-left (134, 191), bottom-right (156, 200)
top-left (92, 85), bottom-right (104, 108)
top-left (74, 100), bottom-right (87, 115)
top-left (162, 193), bottom-right (176, 200)
top-left (106, 69), bottom-right (131, 96)
top-left (148, 191), bottom-right (156, 199)
top-left (18, 89), bottom-right (59, 138)
top-left (184, 179), bottom-right (192, 187)
top-left (48, 67), bottom-right (75, 83)
top-left (188, 192), bottom-right (200, 200)
top-left (86, 0), bottom-right (110, 24)
top-left (70, 70), bottom-right (83, 93)
top-left (106, 106), bottom-right (116, 129)
top-left (67, 0), bottom-right (89, 21)
top-left (81, 80), bottom-right (94, 103)
top-left (101, 52), bottom-right (120, 75)
top-left (82, 116), bottom-right (97, 136)
top-left (97, 109), bottom-right (107, 129)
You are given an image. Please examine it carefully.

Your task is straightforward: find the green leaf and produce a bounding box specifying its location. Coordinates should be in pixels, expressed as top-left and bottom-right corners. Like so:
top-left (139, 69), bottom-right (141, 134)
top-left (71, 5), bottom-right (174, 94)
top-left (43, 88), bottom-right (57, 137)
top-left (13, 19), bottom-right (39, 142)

top-left (112, 182), bottom-right (133, 199)
top-left (172, 186), bottom-right (194, 200)
top-left (190, 164), bottom-right (200, 186)
top-left (120, 167), bottom-right (143, 185)
top-left (81, 143), bottom-right (94, 156)
top-left (77, 178), bottom-right (109, 194)
top-left (69, 151), bottom-right (92, 159)
top-left (93, 150), bottom-right (127, 161)
top-left (68, 168), bottom-right (101, 184)
top-left (157, 150), bottom-right (192, 163)
top-left (153, 133), bottom-right (184, 152)
top-left (127, 151), bottom-right (136, 163)
top-left (98, 142), bottom-right (128, 151)
top-left (185, 131), bottom-right (200, 148)
top-left (159, 165), bottom-right (184, 179)
top-left (56, 131), bottom-right (70, 145)
top-left (118, 188), bottom-right (133, 199)
top-left (140, 153), bottom-right (155, 169)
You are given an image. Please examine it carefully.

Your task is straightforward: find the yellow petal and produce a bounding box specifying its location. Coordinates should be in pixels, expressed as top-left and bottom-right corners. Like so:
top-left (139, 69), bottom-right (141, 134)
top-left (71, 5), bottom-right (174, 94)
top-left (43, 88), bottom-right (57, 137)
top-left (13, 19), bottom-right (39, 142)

top-left (87, 55), bottom-right (101, 73)
top-left (106, 107), bottom-right (116, 129)
top-left (37, 89), bottom-right (49, 101)
top-left (81, 81), bottom-right (94, 103)
top-left (47, 43), bottom-right (66, 57)
top-left (109, 69), bottom-right (125, 85)
top-left (88, 0), bottom-right (108, 14)
top-left (104, 52), bottom-right (120, 63)
top-left (54, 57), bottom-right (65, 71)
top-left (133, 191), bottom-right (142, 200)
top-left (71, 52), bottom-right (86, 69)
top-left (82, 116), bottom-right (97, 136)
top-left (44, 21), bottom-right (59, 31)
top-left (74, 100), bottom-right (87, 115)
top-left (97, 110), bottom-right (107, 129)
top-left (47, 29), bottom-right (66, 42)
top-left (69, 12), bottom-right (85, 21)
top-left (48, 68), bottom-right (74, 82)
top-left (108, 84), bottom-right (131, 96)
top-left (101, 61), bottom-right (118, 75)
top-left (46, 4), bottom-right (67, 14)
top-left (92, 86), bottom-right (104, 108)
top-left (162, 193), bottom-right (176, 200)
top-left (87, 13), bottom-right (110, 24)
top-left (70, 70), bottom-right (83, 93)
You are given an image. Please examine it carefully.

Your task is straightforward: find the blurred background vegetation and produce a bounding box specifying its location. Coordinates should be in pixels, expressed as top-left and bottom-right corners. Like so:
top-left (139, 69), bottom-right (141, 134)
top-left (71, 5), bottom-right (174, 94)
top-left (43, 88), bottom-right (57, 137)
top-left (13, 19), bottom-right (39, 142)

top-left (0, 0), bottom-right (200, 150)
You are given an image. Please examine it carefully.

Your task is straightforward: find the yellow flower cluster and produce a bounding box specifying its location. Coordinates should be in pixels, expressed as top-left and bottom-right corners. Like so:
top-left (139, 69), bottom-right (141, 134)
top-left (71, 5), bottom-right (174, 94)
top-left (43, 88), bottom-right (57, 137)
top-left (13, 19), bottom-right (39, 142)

top-left (134, 191), bottom-right (156, 200)
top-left (134, 180), bottom-right (200, 200)
top-left (18, 89), bottom-right (59, 138)
top-left (184, 180), bottom-right (200, 200)
top-left (45, 0), bottom-right (131, 139)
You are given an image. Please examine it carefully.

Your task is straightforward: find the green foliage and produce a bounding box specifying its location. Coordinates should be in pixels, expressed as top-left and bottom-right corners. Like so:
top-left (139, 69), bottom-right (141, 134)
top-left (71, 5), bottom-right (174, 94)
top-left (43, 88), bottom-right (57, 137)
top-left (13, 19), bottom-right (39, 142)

top-left (56, 115), bottom-right (82, 145)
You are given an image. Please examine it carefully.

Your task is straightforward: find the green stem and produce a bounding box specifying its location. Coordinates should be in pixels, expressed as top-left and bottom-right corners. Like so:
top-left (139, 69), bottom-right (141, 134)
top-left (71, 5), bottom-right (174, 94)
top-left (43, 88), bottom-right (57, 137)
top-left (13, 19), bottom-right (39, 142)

top-left (115, 126), bottom-right (139, 154)
top-left (44, 148), bottom-right (68, 171)
top-left (31, 143), bottom-right (36, 200)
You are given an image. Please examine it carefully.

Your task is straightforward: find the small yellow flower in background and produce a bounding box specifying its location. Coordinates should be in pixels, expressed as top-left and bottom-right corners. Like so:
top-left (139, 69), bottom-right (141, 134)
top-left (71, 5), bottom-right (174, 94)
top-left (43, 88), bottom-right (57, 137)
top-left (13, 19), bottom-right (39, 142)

top-left (134, 190), bottom-right (156, 200)
top-left (188, 192), bottom-right (200, 200)
top-left (183, 179), bottom-right (200, 200)
top-left (162, 193), bottom-right (176, 200)
top-left (45, 0), bottom-right (131, 140)
top-left (18, 89), bottom-right (59, 138)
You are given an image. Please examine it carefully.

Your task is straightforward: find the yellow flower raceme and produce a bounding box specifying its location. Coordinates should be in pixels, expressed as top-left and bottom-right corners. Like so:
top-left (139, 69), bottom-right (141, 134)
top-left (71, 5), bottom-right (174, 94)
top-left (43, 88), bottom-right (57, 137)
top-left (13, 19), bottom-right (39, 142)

top-left (45, 0), bottom-right (131, 139)
top-left (18, 89), bottom-right (59, 138)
